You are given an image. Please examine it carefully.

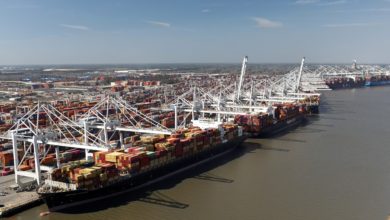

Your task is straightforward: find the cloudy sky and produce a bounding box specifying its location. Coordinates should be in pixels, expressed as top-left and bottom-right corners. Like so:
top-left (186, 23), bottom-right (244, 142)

top-left (0, 0), bottom-right (389, 64)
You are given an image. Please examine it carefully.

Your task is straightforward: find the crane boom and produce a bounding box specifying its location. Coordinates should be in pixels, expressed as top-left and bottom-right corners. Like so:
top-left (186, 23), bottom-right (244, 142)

top-left (237, 56), bottom-right (248, 101)
top-left (296, 57), bottom-right (305, 93)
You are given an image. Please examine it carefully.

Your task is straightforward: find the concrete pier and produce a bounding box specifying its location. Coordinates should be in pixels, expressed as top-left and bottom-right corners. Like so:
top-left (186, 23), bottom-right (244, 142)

top-left (0, 174), bottom-right (42, 217)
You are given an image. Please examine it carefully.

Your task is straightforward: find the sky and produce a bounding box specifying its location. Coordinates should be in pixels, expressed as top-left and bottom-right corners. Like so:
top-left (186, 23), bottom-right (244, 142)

top-left (0, 0), bottom-right (389, 65)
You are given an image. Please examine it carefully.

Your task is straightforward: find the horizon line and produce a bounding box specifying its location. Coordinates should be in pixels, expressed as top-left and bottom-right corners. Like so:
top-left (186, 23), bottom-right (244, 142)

top-left (1, 61), bottom-right (389, 66)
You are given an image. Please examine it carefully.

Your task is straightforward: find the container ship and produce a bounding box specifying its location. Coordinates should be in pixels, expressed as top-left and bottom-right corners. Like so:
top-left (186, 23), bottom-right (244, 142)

top-left (233, 103), bottom-right (308, 137)
top-left (37, 123), bottom-right (245, 211)
top-left (325, 77), bottom-right (366, 89)
top-left (325, 75), bottom-right (390, 89)
top-left (364, 75), bottom-right (390, 86)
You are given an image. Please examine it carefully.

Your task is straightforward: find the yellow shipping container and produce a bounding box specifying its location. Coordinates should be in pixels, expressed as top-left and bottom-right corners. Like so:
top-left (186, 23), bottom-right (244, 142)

top-left (91, 166), bottom-right (103, 175)
top-left (184, 132), bottom-right (194, 138)
top-left (61, 166), bottom-right (69, 173)
top-left (140, 136), bottom-right (159, 144)
top-left (105, 152), bottom-right (124, 163)
top-left (80, 168), bottom-right (95, 175)
top-left (140, 136), bottom-right (152, 143)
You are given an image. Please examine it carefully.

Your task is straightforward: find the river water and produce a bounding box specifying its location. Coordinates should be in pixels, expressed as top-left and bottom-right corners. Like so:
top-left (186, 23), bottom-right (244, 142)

top-left (7, 86), bottom-right (390, 220)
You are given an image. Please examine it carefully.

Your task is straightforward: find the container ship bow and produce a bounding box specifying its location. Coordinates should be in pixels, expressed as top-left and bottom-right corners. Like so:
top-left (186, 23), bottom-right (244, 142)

top-left (37, 121), bottom-right (245, 211)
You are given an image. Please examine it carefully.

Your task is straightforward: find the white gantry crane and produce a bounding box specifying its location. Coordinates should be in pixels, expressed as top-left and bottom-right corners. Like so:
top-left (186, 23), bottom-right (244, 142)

top-left (0, 95), bottom-right (174, 186)
top-left (1, 103), bottom-right (108, 186)
top-left (160, 56), bottom-right (324, 128)
top-left (249, 57), bottom-right (322, 105)
top-left (77, 95), bottom-right (172, 151)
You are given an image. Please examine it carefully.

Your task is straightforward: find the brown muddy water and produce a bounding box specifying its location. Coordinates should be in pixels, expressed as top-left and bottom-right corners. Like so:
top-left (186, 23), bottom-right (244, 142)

top-left (6, 86), bottom-right (390, 220)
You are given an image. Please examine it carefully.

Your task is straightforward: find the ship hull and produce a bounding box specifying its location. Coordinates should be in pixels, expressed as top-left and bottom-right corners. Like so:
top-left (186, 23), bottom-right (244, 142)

top-left (257, 114), bottom-right (306, 137)
top-left (38, 136), bottom-right (246, 211)
top-left (326, 80), bottom-right (366, 89)
top-left (307, 105), bottom-right (319, 114)
top-left (326, 77), bottom-right (390, 89)
top-left (365, 80), bottom-right (390, 87)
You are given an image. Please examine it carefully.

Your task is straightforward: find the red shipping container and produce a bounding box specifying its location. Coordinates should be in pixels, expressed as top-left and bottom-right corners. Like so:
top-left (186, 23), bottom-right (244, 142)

top-left (204, 136), bottom-right (210, 144)
top-left (167, 138), bottom-right (180, 144)
top-left (175, 145), bottom-right (183, 157)
top-left (18, 165), bottom-right (31, 171)
top-left (140, 157), bottom-right (150, 167)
